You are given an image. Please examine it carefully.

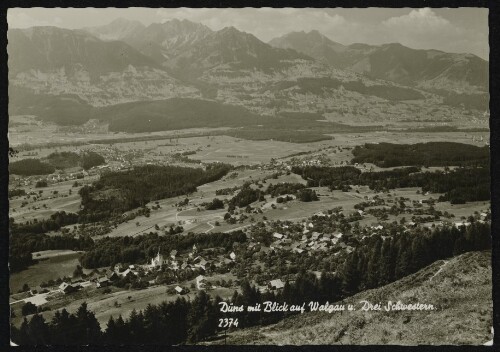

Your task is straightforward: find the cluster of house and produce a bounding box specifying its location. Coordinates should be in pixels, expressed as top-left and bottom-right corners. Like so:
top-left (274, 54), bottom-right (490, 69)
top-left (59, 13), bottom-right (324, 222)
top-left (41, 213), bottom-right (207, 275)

top-left (265, 228), bottom-right (353, 256)
top-left (57, 279), bottom-right (95, 294)
top-left (143, 245), bottom-right (238, 273)
top-left (49, 244), bottom-right (240, 296)
top-left (170, 274), bottom-right (208, 295)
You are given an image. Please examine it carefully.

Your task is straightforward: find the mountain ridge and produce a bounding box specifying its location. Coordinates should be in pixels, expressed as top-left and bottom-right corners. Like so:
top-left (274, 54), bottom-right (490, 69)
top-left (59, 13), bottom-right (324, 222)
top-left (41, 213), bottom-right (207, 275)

top-left (8, 26), bottom-right (200, 106)
top-left (8, 20), bottom-right (490, 128)
top-left (269, 30), bottom-right (488, 92)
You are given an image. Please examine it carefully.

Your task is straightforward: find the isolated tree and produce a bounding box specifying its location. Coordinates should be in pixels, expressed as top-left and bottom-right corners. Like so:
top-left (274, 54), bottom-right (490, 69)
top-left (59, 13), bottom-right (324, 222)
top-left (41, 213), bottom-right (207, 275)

top-left (21, 302), bottom-right (37, 316)
top-left (73, 265), bottom-right (84, 278)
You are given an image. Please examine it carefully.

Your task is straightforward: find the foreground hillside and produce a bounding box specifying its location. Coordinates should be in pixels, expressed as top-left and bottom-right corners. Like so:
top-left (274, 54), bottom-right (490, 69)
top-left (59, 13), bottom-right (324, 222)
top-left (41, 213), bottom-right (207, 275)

top-left (223, 251), bottom-right (492, 345)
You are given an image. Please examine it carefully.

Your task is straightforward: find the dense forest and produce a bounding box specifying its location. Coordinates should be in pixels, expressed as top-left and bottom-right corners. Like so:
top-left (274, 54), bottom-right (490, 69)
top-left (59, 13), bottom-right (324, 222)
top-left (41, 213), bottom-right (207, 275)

top-left (10, 159), bottom-right (55, 176)
top-left (45, 152), bottom-right (81, 169)
top-left (293, 165), bottom-right (490, 204)
top-left (296, 188), bottom-right (319, 202)
top-left (266, 183), bottom-right (306, 197)
top-left (81, 151), bottom-right (106, 170)
top-left (104, 98), bottom-right (267, 133)
top-left (228, 183), bottom-right (319, 207)
top-left (79, 164), bottom-right (232, 221)
top-left (205, 198), bottom-right (225, 210)
top-left (8, 87), bottom-right (93, 125)
top-left (293, 165), bottom-right (362, 191)
top-left (45, 151), bottom-right (106, 170)
top-left (229, 186), bottom-right (264, 208)
top-left (351, 142), bottom-right (489, 167)
top-left (8, 189), bottom-right (26, 198)
top-left (10, 151), bottom-right (107, 175)
top-left (12, 222), bottom-right (490, 345)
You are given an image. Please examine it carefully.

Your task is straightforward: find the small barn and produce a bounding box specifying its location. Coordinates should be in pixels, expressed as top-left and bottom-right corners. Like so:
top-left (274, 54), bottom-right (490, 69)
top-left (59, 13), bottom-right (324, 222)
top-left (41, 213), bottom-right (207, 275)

top-left (96, 277), bottom-right (110, 288)
top-left (59, 282), bottom-right (79, 294)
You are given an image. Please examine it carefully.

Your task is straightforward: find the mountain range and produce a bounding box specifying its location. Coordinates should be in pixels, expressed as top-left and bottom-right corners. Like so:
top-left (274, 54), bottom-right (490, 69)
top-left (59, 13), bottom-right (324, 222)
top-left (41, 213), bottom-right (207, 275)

top-left (269, 30), bottom-right (488, 92)
top-left (7, 18), bottom-right (489, 129)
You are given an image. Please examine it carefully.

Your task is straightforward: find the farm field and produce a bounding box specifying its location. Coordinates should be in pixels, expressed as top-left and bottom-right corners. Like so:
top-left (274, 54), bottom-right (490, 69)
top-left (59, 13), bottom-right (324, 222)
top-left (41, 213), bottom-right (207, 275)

top-left (9, 176), bottom-right (98, 222)
top-left (9, 251), bottom-right (89, 294)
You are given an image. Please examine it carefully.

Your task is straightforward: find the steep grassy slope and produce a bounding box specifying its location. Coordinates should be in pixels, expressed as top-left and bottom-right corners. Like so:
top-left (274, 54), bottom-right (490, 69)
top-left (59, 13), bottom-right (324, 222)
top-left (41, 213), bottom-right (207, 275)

top-left (223, 251), bottom-right (492, 345)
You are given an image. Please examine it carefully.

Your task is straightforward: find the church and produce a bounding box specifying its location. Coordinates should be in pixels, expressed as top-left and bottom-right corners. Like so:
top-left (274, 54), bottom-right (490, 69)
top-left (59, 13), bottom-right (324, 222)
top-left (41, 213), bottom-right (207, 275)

top-left (149, 249), bottom-right (168, 269)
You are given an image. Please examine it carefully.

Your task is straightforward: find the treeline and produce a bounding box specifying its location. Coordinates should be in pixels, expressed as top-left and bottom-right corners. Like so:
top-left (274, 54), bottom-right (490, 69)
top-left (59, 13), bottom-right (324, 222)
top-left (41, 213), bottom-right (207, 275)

top-left (10, 151), bottom-right (106, 176)
top-left (8, 189), bottom-right (26, 198)
top-left (215, 186), bottom-right (239, 196)
top-left (292, 166), bottom-right (362, 191)
top-left (352, 142), bottom-right (489, 168)
top-left (13, 223), bottom-right (491, 345)
top-left (45, 151), bottom-right (105, 170)
top-left (44, 152), bottom-right (81, 169)
top-left (266, 183), bottom-right (306, 197)
top-left (265, 182), bottom-right (318, 202)
top-left (81, 151), bottom-right (106, 170)
top-left (10, 211), bottom-right (80, 235)
top-left (296, 188), bottom-right (319, 202)
top-left (292, 165), bottom-right (490, 203)
top-left (229, 186), bottom-right (264, 208)
top-left (10, 293), bottom-right (220, 345)
top-left (341, 222), bottom-right (491, 293)
top-left (10, 158), bottom-right (55, 176)
top-left (80, 231), bottom-right (247, 269)
top-left (10, 211), bottom-right (99, 271)
top-left (9, 232), bottom-right (94, 272)
top-left (79, 164), bottom-right (232, 221)
top-left (228, 183), bottom-right (320, 207)
top-left (205, 198), bottom-right (224, 210)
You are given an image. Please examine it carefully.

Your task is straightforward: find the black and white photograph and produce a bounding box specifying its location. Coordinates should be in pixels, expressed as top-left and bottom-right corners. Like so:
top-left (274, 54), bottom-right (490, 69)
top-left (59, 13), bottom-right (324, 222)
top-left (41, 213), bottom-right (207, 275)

top-left (6, 7), bottom-right (492, 346)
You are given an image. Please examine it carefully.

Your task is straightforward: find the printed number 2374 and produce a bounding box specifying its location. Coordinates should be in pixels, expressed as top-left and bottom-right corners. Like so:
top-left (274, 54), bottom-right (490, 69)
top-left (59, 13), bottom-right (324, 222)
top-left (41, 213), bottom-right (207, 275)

top-left (219, 318), bottom-right (238, 328)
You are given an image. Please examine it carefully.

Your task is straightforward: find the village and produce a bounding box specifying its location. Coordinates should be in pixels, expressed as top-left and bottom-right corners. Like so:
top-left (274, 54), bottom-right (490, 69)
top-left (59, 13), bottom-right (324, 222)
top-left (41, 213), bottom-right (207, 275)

top-left (9, 179), bottom-right (490, 330)
top-left (8, 121), bottom-right (491, 331)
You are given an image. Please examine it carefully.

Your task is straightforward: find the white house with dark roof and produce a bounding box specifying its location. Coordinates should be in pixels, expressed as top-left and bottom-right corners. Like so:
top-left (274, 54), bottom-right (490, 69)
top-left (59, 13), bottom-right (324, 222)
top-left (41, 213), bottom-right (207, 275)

top-left (273, 232), bottom-right (284, 240)
top-left (268, 279), bottom-right (285, 290)
top-left (196, 275), bottom-right (207, 290)
top-left (170, 250), bottom-right (178, 259)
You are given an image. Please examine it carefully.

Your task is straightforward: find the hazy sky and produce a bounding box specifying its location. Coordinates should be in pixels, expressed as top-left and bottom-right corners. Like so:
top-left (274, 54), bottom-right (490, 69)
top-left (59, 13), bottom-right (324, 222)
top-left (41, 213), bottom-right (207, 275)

top-left (8, 7), bottom-right (489, 59)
